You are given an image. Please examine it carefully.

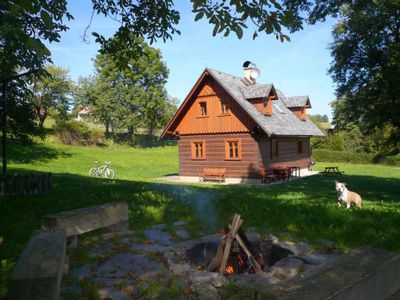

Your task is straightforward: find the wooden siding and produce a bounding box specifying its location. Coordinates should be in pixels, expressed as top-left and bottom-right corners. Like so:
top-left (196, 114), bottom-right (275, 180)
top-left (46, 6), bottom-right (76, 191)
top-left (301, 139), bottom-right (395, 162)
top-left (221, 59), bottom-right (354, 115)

top-left (289, 107), bottom-right (307, 121)
top-left (249, 96), bottom-right (273, 116)
top-left (258, 137), bottom-right (311, 169)
top-left (179, 134), bottom-right (260, 178)
top-left (175, 78), bottom-right (257, 135)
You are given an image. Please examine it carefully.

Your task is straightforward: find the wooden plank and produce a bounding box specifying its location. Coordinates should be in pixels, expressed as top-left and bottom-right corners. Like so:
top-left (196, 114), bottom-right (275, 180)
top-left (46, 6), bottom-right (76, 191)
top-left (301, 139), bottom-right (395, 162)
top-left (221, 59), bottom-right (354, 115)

top-left (218, 214), bottom-right (242, 275)
top-left (9, 229), bottom-right (66, 300)
top-left (41, 202), bottom-right (128, 237)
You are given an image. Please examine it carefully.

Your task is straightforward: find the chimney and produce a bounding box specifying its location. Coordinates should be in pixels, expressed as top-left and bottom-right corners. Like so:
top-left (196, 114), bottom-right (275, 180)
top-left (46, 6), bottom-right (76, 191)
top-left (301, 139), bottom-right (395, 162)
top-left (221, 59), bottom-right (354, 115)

top-left (242, 61), bottom-right (260, 85)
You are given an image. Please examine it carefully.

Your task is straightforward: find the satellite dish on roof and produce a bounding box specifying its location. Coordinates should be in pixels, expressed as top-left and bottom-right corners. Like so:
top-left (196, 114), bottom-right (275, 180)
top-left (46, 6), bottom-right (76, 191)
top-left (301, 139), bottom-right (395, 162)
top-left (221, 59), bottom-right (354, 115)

top-left (250, 67), bottom-right (260, 80)
top-left (242, 61), bottom-right (252, 68)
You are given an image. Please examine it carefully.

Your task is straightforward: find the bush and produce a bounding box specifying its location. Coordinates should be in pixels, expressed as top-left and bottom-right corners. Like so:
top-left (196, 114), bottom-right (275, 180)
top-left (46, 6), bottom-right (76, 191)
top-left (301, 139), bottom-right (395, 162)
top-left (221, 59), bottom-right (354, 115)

top-left (54, 120), bottom-right (104, 146)
top-left (313, 149), bottom-right (375, 164)
top-left (313, 149), bottom-right (400, 167)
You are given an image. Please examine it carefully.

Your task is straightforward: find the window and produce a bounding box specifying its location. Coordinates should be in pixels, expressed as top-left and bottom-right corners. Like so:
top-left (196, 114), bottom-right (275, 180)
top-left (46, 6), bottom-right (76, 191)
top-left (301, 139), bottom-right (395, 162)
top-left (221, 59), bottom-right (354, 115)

top-left (225, 140), bottom-right (241, 160)
top-left (199, 102), bottom-right (207, 116)
top-left (271, 139), bottom-right (279, 158)
top-left (221, 101), bottom-right (228, 114)
top-left (297, 139), bottom-right (304, 155)
top-left (191, 141), bottom-right (205, 159)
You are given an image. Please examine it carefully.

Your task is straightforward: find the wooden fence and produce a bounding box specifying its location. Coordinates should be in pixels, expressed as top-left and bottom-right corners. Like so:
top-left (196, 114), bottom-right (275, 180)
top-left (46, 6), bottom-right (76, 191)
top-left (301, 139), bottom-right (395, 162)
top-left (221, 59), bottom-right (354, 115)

top-left (0, 173), bottom-right (52, 195)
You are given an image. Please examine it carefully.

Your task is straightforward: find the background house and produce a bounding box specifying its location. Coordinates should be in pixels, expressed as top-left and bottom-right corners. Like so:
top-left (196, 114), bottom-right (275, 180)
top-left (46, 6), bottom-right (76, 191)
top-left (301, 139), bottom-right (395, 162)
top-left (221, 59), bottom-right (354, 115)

top-left (76, 107), bottom-right (91, 121)
top-left (161, 65), bottom-right (325, 178)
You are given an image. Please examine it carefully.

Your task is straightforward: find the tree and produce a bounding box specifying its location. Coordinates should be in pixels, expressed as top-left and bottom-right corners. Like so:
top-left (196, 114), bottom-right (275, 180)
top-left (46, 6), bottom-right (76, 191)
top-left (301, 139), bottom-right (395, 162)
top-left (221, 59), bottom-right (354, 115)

top-left (31, 65), bottom-right (72, 129)
top-left (1, 0), bottom-right (356, 82)
top-left (329, 1), bottom-right (400, 151)
top-left (78, 36), bottom-right (176, 137)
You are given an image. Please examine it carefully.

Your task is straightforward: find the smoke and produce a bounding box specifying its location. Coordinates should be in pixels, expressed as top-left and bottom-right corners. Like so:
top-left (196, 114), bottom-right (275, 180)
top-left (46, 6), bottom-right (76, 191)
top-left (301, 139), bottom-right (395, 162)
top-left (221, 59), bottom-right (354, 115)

top-left (152, 183), bottom-right (218, 230)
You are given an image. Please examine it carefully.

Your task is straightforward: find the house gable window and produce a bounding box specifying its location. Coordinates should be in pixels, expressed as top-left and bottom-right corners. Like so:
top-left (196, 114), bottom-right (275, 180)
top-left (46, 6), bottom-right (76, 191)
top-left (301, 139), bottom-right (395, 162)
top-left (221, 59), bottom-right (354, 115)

top-left (199, 101), bottom-right (208, 116)
top-left (271, 139), bottom-right (279, 159)
top-left (297, 139), bottom-right (304, 155)
top-left (225, 140), bottom-right (241, 160)
top-left (191, 141), bottom-right (205, 160)
top-left (221, 101), bottom-right (228, 114)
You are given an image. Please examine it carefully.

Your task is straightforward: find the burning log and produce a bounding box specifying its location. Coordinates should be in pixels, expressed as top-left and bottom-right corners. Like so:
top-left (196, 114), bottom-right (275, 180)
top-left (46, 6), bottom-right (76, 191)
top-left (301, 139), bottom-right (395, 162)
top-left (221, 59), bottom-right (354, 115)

top-left (207, 214), bottom-right (263, 275)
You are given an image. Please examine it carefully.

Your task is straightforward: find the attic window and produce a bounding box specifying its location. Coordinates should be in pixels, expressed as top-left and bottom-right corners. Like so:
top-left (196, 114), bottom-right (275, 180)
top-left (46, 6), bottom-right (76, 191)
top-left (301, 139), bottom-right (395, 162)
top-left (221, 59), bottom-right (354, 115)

top-left (273, 103), bottom-right (284, 114)
top-left (221, 101), bottom-right (228, 114)
top-left (199, 102), bottom-right (207, 116)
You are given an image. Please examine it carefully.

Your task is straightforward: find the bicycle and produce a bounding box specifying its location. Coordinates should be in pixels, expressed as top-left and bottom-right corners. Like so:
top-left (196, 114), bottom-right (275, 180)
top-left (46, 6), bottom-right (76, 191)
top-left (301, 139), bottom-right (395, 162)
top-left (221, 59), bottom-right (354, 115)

top-left (89, 161), bottom-right (115, 179)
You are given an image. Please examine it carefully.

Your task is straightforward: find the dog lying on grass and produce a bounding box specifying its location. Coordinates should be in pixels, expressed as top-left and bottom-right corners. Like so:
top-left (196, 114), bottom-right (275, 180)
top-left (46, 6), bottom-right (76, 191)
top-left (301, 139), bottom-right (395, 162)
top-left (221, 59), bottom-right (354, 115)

top-left (335, 181), bottom-right (362, 209)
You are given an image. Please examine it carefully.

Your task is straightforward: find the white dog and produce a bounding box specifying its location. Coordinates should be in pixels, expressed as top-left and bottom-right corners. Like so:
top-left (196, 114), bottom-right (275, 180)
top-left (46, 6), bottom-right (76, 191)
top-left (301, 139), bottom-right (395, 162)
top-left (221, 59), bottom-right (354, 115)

top-left (335, 181), bottom-right (362, 209)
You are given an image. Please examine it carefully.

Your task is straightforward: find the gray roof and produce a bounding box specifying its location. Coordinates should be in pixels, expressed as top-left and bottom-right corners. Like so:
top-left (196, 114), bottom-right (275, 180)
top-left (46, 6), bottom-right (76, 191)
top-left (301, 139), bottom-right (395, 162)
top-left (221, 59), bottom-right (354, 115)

top-left (240, 84), bottom-right (273, 99)
top-left (206, 68), bottom-right (325, 137)
top-left (282, 95), bottom-right (310, 108)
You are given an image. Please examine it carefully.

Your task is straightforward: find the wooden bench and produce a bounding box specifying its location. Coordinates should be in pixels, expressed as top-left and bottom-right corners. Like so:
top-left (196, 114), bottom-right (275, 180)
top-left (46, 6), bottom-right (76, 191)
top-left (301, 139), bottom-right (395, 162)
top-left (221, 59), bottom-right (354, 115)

top-left (321, 166), bottom-right (344, 176)
top-left (42, 202), bottom-right (129, 247)
top-left (259, 167), bottom-right (279, 184)
top-left (201, 168), bottom-right (226, 182)
top-left (9, 229), bottom-right (66, 300)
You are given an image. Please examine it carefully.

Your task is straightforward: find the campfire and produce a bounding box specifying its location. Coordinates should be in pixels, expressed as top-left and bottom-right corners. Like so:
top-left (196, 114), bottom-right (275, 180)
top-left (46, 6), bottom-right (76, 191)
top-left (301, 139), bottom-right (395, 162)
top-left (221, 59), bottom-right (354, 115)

top-left (207, 214), bottom-right (264, 276)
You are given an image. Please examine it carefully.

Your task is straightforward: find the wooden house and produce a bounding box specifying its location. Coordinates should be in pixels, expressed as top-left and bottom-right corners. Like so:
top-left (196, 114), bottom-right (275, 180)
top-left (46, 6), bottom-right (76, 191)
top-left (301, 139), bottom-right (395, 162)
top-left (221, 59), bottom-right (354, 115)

top-left (161, 66), bottom-right (325, 179)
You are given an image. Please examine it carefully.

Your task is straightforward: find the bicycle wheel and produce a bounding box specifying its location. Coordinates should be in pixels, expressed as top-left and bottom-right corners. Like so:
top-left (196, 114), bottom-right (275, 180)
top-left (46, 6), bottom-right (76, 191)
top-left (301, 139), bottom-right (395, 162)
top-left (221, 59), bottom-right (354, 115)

top-left (104, 168), bottom-right (115, 179)
top-left (89, 168), bottom-right (98, 176)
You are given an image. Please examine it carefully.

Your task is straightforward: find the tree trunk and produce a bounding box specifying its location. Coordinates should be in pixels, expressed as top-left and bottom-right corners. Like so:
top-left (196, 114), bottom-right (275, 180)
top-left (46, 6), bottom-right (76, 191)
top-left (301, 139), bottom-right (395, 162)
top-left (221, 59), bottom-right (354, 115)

top-left (35, 106), bottom-right (47, 129)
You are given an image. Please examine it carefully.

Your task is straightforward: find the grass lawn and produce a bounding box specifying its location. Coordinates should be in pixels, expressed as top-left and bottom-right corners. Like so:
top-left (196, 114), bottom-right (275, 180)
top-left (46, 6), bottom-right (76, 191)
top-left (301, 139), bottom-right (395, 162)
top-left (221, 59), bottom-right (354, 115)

top-left (1, 140), bottom-right (399, 297)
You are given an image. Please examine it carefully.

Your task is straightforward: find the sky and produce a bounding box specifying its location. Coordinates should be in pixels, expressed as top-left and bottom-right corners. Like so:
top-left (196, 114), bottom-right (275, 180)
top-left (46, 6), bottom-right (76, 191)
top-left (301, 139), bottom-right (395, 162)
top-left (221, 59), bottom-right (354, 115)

top-left (47, 1), bottom-right (338, 120)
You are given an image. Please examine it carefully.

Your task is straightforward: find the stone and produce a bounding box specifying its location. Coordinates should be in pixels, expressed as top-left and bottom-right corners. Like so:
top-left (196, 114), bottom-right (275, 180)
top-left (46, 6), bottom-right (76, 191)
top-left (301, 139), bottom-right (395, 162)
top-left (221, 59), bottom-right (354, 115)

top-left (176, 229), bottom-right (191, 240)
top-left (211, 275), bottom-right (227, 288)
top-left (260, 241), bottom-right (294, 266)
top-left (71, 264), bottom-right (93, 281)
top-left (275, 241), bottom-right (310, 256)
top-left (233, 272), bottom-right (280, 287)
top-left (98, 287), bottom-right (127, 300)
top-left (265, 234), bottom-right (279, 244)
top-left (92, 277), bottom-right (136, 287)
top-left (192, 283), bottom-right (220, 300)
top-left (97, 254), bottom-right (164, 279)
top-left (130, 244), bottom-right (169, 252)
top-left (189, 271), bottom-right (220, 285)
top-left (173, 221), bottom-right (186, 226)
top-left (301, 254), bottom-right (339, 266)
top-left (143, 229), bottom-right (173, 246)
top-left (88, 242), bottom-right (114, 257)
top-left (271, 257), bottom-right (304, 278)
top-left (169, 263), bottom-right (192, 275)
top-left (150, 223), bottom-right (167, 230)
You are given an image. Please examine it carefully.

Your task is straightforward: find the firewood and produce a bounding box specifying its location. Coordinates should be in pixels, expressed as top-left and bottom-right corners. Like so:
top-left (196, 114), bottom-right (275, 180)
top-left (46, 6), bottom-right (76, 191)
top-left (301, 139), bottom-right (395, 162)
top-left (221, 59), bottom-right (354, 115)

top-left (218, 214), bottom-right (242, 275)
top-left (207, 237), bottom-right (227, 272)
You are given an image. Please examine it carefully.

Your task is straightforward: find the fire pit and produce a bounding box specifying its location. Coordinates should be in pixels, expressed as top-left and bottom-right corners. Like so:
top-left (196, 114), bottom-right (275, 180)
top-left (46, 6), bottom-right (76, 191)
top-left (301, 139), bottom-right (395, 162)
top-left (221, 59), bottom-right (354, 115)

top-left (181, 214), bottom-right (294, 276)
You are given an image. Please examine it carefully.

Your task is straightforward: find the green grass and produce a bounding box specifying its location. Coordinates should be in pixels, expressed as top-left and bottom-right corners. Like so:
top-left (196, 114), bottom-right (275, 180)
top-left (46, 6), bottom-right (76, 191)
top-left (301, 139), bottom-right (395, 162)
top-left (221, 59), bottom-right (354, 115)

top-left (0, 140), bottom-right (399, 298)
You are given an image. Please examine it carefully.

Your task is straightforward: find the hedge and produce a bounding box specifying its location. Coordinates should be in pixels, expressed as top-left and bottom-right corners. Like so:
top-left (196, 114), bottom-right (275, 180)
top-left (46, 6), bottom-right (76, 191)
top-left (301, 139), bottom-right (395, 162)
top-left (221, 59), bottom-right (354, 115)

top-left (313, 149), bottom-right (400, 167)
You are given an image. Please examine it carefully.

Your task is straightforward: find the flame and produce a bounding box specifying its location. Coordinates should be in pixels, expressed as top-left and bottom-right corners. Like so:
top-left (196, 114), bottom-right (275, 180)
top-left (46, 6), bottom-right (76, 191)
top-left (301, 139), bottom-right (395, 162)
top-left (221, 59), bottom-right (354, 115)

top-left (225, 265), bottom-right (234, 275)
top-left (225, 254), bottom-right (246, 275)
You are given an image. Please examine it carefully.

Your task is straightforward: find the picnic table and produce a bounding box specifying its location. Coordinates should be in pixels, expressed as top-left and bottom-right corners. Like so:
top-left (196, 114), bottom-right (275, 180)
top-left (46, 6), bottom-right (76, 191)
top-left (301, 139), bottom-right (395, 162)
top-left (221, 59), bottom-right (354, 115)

top-left (273, 166), bottom-right (290, 181)
top-left (288, 166), bottom-right (301, 178)
top-left (321, 166), bottom-right (344, 176)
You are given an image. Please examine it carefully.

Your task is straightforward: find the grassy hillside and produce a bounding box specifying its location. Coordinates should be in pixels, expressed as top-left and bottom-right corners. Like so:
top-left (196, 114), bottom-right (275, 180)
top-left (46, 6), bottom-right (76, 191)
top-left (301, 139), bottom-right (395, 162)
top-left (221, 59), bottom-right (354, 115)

top-left (0, 140), bottom-right (399, 297)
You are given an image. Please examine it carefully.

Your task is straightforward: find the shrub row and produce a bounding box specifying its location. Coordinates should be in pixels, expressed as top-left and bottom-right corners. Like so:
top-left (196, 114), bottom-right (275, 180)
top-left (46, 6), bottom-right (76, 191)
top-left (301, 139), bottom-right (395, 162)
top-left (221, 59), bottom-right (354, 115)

top-left (313, 149), bottom-right (400, 167)
top-left (54, 120), bottom-right (104, 146)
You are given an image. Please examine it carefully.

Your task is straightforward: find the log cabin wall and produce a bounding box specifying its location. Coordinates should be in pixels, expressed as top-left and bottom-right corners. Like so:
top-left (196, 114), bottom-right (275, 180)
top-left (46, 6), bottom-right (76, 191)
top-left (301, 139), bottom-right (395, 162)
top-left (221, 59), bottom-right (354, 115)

top-left (179, 133), bottom-right (260, 178)
top-left (175, 78), bottom-right (257, 135)
top-left (258, 137), bottom-right (311, 169)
